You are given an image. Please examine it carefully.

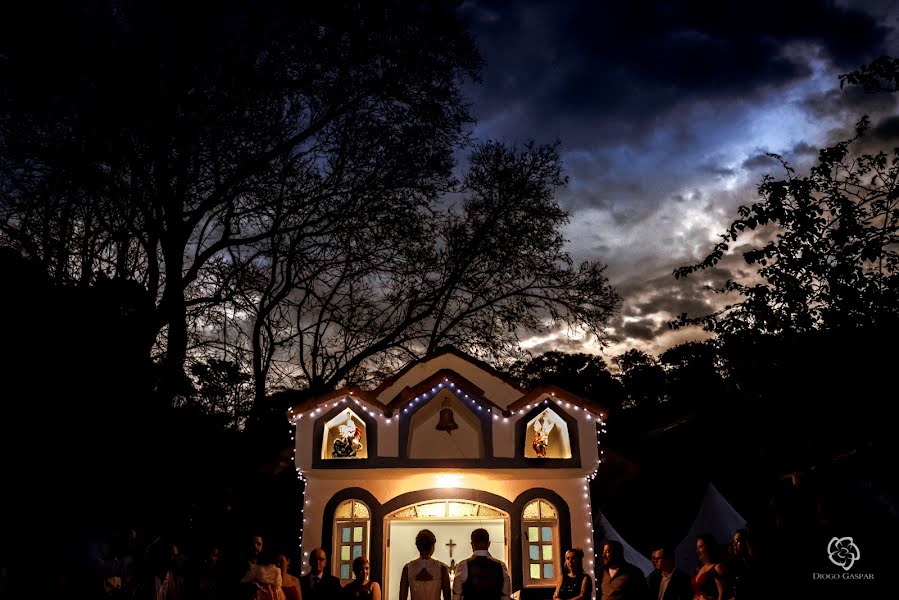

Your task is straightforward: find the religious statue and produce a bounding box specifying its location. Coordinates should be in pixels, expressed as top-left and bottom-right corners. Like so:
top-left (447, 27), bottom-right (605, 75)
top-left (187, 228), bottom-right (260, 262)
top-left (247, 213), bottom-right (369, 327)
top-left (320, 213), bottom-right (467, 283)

top-left (332, 414), bottom-right (364, 458)
top-left (531, 412), bottom-right (555, 458)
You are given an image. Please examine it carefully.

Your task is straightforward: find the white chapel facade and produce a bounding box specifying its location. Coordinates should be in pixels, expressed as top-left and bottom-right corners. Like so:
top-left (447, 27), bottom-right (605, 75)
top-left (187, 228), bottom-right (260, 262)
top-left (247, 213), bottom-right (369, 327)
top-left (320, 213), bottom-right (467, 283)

top-left (289, 348), bottom-right (607, 600)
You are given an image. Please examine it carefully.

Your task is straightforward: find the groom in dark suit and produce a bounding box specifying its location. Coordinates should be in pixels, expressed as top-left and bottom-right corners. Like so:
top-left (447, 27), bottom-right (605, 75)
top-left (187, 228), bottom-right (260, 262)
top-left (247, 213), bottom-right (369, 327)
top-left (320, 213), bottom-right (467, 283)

top-left (647, 546), bottom-right (691, 600)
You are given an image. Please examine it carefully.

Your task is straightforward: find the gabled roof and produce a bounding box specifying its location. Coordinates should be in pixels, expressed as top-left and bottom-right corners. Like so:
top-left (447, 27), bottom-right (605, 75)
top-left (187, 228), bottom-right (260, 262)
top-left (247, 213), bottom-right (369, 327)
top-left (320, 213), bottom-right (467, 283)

top-left (286, 346), bottom-right (608, 419)
top-left (372, 346), bottom-right (526, 396)
top-left (381, 368), bottom-right (506, 417)
top-left (507, 384), bottom-right (608, 419)
top-left (286, 386), bottom-right (382, 420)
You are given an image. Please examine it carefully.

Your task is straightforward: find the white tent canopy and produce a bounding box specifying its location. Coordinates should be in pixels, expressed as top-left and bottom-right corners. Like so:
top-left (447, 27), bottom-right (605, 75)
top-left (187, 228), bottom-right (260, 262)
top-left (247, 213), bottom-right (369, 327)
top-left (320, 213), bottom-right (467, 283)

top-left (595, 510), bottom-right (654, 576)
top-left (674, 483), bottom-right (747, 574)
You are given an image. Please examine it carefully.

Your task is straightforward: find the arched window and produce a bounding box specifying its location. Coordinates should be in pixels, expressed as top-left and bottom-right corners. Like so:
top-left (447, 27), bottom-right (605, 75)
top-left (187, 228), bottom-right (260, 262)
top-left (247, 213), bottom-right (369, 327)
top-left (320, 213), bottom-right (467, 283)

top-left (333, 499), bottom-right (371, 583)
top-left (521, 499), bottom-right (559, 586)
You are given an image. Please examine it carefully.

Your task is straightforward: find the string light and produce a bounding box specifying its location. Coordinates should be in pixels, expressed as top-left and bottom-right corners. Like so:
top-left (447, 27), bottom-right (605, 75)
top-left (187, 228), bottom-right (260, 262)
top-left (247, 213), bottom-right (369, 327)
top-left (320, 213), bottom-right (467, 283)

top-left (289, 379), bottom-right (504, 424)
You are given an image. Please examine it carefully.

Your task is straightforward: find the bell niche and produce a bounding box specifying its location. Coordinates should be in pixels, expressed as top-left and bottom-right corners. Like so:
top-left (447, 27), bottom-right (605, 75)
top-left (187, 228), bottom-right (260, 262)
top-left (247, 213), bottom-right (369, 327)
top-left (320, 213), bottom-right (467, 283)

top-left (407, 388), bottom-right (485, 459)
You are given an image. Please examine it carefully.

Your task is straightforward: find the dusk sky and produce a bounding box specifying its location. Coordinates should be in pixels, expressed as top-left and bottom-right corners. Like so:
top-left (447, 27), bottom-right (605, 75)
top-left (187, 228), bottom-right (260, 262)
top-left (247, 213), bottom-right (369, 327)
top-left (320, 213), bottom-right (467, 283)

top-left (459, 0), bottom-right (899, 360)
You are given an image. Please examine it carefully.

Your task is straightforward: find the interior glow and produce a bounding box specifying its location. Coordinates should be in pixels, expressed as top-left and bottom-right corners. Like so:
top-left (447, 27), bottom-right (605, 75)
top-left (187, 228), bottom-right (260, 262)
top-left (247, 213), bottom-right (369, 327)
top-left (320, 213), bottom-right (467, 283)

top-left (435, 473), bottom-right (463, 488)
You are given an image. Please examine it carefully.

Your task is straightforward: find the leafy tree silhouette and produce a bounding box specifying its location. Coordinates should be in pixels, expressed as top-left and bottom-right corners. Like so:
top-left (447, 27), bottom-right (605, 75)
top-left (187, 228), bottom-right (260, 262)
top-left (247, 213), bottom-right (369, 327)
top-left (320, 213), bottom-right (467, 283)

top-left (0, 3), bottom-right (620, 422)
top-left (665, 59), bottom-right (899, 590)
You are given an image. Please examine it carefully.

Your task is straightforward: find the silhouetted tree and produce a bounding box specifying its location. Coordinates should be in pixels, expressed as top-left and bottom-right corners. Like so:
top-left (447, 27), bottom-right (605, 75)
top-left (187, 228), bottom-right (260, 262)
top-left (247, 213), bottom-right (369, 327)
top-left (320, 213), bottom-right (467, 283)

top-left (659, 341), bottom-right (723, 413)
top-left (507, 350), bottom-right (623, 406)
top-left (612, 350), bottom-right (667, 411)
top-left (190, 359), bottom-right (253, 430)
top-left (1, 4), bottom-right (620, 418)
top-left (673, 58), bottom-right (899, 336)
top-left (242, 141), bottom-right (621, 408)
top-left (0, 0), bottom-right (481, 397)
top-left (840, 55), bottom-right (899, 92)
top-left (669, 55), bottom-right (899, 483)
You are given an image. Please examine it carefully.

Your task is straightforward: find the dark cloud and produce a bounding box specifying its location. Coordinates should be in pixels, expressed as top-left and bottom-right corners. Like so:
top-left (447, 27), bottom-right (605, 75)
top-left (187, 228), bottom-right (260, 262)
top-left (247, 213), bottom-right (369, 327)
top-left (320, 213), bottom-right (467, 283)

top-left (741, 153), bottom-right (781, 171)
top-left (618, 320), bottom-right (657, 342)
top-left (871, 115), bottom-right (899, 143)
top-left (801, 84), bottom-right (897, 122)
top-left (463, 1), bottom-right (898, 358)
top-left (790, 141), bottom-right (819, 157)
top-left (527, 330), bottom-right (600, 355)
top-left (697, 163), bottom-right (736, 178)
top-left (464, 0), bottom-right (890, 144)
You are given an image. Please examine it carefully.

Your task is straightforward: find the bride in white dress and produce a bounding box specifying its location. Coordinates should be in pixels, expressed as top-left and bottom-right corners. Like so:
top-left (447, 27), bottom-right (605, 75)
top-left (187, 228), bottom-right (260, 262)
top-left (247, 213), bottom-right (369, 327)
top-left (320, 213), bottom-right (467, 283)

top-left (398, 530), bottom-right (451, 600)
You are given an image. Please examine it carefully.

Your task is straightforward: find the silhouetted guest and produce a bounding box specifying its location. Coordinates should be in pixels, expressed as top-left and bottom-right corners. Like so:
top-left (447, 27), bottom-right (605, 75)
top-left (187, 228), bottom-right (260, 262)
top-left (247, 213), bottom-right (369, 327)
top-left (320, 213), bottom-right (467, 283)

top-left (342, 557), bottom-right (380, 600)
top-left (277, 554), bottom-right (302, 600)
top-left (452, 528), bottom-right (511, 600)
top-left (187, 545), bottom-right (225, 600)
top-left (240, 534), bottom-right (286, 600)
top-left (132, 538), bottom-right (184, 600)
top-left (727, 529), bottom-right (757, 600)
top-left (599, 540), bottom-right (648, 600)
top-left (299, 549), bottom-right (341, 600)
top-left (692, 535), bottom-right (726, 600)
top-left (647, 546), bottom-right (691, 600)
top-left (553, 548), bottom-right (593, 600)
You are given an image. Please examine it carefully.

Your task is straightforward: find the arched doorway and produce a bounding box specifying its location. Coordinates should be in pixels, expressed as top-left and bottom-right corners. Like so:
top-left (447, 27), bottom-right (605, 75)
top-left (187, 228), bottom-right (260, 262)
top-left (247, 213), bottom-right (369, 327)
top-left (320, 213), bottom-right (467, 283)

top-left (384, 500), bottom-right (510, 600)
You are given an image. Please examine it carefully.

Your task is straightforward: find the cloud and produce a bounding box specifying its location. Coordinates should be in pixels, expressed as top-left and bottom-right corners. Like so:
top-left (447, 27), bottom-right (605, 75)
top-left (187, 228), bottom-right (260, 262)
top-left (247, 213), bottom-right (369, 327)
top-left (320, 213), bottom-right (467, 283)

top-left (741, 153), bottom-right (781, 171)
top-left (465, 0), bottom-right (890, 145)
top-left (870, 115), bottom-right (899, 143)
top-left (790, 141), bottom-right (819, 157)
top-left (617, 320), bottom-right (657, 342)
top-left (463, 0), bottom-right (898, 360)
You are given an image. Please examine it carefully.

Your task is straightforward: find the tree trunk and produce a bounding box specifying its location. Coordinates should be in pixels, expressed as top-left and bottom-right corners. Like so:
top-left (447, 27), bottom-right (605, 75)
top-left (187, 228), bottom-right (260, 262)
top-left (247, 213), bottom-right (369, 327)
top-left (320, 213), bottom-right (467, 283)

top-left (158, 209), bottom-right (190, 399)
top-left (251, 317), bottom-right (267, 412)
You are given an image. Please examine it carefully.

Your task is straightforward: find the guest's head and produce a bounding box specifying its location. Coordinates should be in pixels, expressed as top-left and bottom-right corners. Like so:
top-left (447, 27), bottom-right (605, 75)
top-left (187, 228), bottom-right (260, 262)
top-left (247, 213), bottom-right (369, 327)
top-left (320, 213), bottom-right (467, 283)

top-left (416, 529), bottom-right (437, 557)
top-left (470, 528), bottom-right (490, 551)
top-left (308, 548), bottom-right (327, 576)
top-left (602, 541), bottom-right (624, 569)
top-left (650, 546), bottom-right (675, 574)
top-left (352, 557), bottom-right (370, 582)
top-left (696, 534), bottom-right (720, 566)
top-left (277, 554), bottom-right (291, 575)
top-left (732, 529), bottom-right (752, 558)
top-left (250, 535), bottom-right (264, 560)
top-left (564, 548), bottom-right (585, 575)
top-left (205, 545), bottom-right (222, 569)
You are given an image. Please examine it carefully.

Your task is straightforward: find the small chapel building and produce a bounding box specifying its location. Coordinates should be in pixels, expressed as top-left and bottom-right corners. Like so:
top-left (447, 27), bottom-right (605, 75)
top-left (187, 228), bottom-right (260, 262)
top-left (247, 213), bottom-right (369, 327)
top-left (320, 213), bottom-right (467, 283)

top-left (289, 348), bottom-right (607, 600)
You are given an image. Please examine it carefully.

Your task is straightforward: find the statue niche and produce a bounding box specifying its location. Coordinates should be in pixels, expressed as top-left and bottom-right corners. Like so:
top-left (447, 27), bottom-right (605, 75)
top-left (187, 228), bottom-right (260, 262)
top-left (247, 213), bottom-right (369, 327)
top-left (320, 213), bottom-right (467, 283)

top-left (524, 408), bottom-right (571, 459)
top-left (322, 408), bottom-right (368, 459)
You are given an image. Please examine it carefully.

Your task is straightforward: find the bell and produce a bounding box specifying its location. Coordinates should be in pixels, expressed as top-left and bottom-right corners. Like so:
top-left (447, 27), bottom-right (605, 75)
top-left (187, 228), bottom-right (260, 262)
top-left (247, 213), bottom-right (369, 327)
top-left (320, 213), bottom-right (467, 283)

top-left (435, 399), bottom-right (459, 432)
